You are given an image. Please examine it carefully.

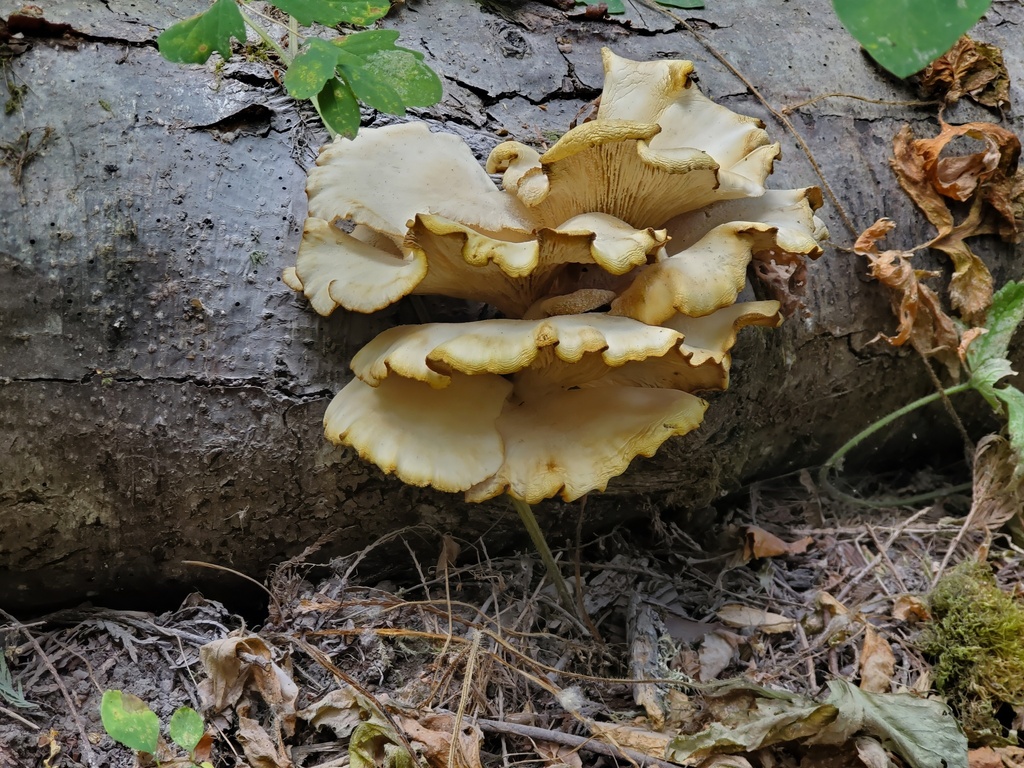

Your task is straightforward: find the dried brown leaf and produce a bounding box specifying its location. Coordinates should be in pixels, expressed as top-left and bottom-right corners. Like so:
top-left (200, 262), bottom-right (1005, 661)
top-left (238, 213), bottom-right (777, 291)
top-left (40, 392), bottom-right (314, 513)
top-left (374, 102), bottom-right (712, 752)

top-left (854, 218), bottom-right (961, 377)
top-left (717, 605), bottom-right (796, 634)
top-left (396, 713), bottom-right (484, 768)
top-left (701, 755), bottom-right (754, 768)
top-left (968, 435), bottom-right (1024, 531)
top-left (958, 327), bottom-right (987, 364)
top-left (535, 740), bottom-right (584, 768)
top-left (436, 534), bottom-right (461, 574)
top-left (919, 36), bottom-right (1010, 110)
top-left (967, 747), bottom-right (1002, 768)
top-left (237, 715), bottom-right (291, 768)
top-left (743, 526), bottom-right (813, 561)
top-left (817, 592), bottom-right (849, 617)
top-left (198, 635), bottom-right (298, 736)
top-left (297, 687), bottom-right (365, 739)
top-left (892, 595), bottom-right (931, 623)
top-left (589, 721), bottom-right (672, 757)
top-left (859, 626), bottom-right (896, 694)
top-left (855, 736), bottom-right (893, 768)
top-left (698, 630), bottom-right (740, 682)
top-left (891, 121), bottom-right (1022, 319)
top-left (753, 258), bottom-right (807, 317)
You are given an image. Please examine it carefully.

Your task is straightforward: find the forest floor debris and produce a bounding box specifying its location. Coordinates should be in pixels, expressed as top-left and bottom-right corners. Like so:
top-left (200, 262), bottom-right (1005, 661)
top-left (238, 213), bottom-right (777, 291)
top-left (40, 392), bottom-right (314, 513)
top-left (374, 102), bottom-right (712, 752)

top-left (3, 475), bottom-right (1024, 768)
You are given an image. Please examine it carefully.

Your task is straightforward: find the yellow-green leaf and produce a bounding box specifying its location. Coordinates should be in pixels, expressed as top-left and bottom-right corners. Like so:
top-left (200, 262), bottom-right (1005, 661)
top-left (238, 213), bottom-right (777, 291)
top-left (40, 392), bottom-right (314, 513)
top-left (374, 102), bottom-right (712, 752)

top-left (360, 50), bottom-right (442, 108)
top-left (315, 78), bottom-right (361, 138)
top-left (336, 50), bottom-right (405, 115)
top-left (100, 690), bottom-right (160, 755)
top-left (157, 0), bottom-right (245, 65)
top-left (285, 38), bottom-right (342, 100)
top-left (271, 0), bottom-right (390, 26)
top-left (168, 706), bottom-right (206, 754)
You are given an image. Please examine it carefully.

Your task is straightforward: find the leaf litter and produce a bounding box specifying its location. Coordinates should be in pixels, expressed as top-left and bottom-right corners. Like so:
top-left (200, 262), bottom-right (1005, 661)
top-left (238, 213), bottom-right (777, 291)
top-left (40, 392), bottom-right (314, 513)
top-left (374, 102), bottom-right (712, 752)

top-left (10, 36), bottom-right (1024, 768)
top-left (12, 485), bottom-right (1024, 768)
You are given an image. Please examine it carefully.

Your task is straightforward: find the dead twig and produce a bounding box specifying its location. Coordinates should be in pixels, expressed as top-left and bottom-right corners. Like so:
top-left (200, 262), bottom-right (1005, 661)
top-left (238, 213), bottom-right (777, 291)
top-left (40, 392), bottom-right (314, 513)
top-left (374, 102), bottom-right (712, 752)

top-left (476, 718), bottom-right (679, 768)
top-left (782, 92), bottom-right (941, 115)
top-left (0, 704), bottom-right (39, 731)
top-left (836, 507), bottom-right (933, 603)
top-left (0, 609), bottom-right (97, 768)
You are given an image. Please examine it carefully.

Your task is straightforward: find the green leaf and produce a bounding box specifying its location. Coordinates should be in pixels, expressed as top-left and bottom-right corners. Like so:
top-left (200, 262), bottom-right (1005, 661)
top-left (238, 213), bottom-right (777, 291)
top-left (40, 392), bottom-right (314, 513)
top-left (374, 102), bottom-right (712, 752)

top-left (968, 280), bottom-right (1024, 372)
top-left (271, 0), bottom-right (391, 26)
top-left (656, 0), bottom-right (704, 8)
top-left (360, 50), bottom-right (442, 108)
top-left (157, 0), bottom-right (245, 65)
top-left (315, 78), bottom-right (361, 138)
top-left (971, 357), bottom-right (1017, 410)
top-left (995, 386), bottom-right (1024, 477)
top-left (832, 0), bottom-right (991, 78)
top-left (285, 38), bottom-right (342, 100)
top-left (666, 689), bottom-right (837, 763)
top-left (168, 706), bottom-right (205, 754)
top-left (823, 680), bottom-right (967, 768)
top-left (335, 29), bottom-right (404, 58)
top-left (336, 50), bottom-right (406, 115)
top-left (100, 690), bottom-right (160, 755)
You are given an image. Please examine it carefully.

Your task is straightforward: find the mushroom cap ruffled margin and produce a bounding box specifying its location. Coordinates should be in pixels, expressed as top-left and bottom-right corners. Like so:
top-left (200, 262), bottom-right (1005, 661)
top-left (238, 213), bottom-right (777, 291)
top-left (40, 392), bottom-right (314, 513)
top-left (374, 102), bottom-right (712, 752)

top-left (287, 48), bottom-right (829, 504)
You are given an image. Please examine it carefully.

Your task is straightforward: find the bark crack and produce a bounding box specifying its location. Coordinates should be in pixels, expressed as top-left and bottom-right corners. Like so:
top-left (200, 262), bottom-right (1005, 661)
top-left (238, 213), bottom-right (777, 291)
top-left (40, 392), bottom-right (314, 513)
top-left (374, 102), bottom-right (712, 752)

top-left (1, 373), bottom-right (335, 401)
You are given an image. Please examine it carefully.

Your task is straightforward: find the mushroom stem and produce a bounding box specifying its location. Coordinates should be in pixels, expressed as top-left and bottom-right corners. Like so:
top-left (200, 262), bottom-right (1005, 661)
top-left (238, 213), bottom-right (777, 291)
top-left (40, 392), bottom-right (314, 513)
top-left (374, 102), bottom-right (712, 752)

top-left (509, 496), bottom-right (576, 613)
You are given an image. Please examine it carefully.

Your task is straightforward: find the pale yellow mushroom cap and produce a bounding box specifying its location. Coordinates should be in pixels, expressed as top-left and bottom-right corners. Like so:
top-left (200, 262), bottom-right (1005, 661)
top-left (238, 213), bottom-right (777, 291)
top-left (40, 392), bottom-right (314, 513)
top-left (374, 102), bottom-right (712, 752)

top-left (285, 48), bottom-right (829, 505)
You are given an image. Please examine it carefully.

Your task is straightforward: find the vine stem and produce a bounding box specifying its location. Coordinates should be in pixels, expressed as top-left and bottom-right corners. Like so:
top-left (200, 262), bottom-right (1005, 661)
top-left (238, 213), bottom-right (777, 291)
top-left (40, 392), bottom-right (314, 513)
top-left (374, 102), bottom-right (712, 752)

top-left (238, 7), bottom-right (292, 65)
top-left (509, 496), bottom-right (576, 614)
top-left (818, 382), bottom-right (973, 507)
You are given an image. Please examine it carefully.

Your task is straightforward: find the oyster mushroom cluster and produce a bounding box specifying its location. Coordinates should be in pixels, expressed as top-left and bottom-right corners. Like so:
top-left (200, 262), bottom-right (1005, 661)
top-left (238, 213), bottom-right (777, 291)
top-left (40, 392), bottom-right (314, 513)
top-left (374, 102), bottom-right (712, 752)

top-left (283, 49), bottom-right (827, 504)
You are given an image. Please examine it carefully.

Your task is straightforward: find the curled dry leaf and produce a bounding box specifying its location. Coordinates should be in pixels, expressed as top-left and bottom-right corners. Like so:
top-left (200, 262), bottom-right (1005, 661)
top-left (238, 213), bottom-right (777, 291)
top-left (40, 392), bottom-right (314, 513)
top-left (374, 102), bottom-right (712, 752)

top-left (436, 533), bottom-right (461, 574)
top-left (969, 746), bottom-right (1024, 768)
top-left (919, 36), bottom-right (1010, 111)
top-left (742, 525), bottom-right (813, 561)
top-left (297, 687), bottom-right (367, 738)
top-left (236, 715), bottom-right (290, 768)
top-left (892, 594), bottom-right (931, 623)
top-left (698, 630), bottom-right (741, 682)
top-left (967, 435), bottom-right (1024, 531)
top-left (198, 635), bottom-right (298, 736)
top-left (853, 218), bottom-right (960, 378)
top-left (891, 120), bottom-right (1022, 320)
top-left (395, 713), bottom-right (484, 768)
top-left (717, 604), bottom-right (796, 634)
top-left (859, 626), bottom-right (896, 694)
top-left (535, 740), bottom-right (584, 768)
top-left (958, 327), bottom-right (987, 364)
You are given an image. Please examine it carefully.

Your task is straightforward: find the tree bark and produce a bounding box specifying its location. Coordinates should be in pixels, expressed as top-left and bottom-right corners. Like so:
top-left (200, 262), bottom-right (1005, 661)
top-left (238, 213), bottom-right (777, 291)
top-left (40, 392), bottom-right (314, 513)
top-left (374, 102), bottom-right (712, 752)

top-left (1, 0), bottom-right (1020, 610)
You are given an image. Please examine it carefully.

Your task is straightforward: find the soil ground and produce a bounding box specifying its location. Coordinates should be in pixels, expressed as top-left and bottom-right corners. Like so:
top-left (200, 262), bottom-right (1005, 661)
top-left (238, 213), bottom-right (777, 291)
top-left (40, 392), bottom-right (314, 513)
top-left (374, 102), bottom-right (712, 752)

top-left (2, 471), bottom-right (1021, 768)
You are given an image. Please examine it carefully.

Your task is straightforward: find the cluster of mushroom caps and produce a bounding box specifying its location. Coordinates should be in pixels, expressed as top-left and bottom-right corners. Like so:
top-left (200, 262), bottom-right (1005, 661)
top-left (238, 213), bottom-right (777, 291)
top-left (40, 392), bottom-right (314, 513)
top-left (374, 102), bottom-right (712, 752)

top-left (283, 49), bottom-right (827, 505)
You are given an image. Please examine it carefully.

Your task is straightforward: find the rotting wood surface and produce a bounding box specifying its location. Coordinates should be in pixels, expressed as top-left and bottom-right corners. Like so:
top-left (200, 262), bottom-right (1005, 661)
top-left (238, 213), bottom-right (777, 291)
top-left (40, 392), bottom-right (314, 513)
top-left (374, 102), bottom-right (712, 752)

top-left (2, 0), bottom-right (1022, 609)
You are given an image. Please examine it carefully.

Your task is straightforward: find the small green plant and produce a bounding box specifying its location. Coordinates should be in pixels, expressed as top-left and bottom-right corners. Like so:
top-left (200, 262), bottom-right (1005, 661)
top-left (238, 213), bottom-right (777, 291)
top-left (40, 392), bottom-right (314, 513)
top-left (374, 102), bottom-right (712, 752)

top-left (821, 281), bottom-right (1024, 505)
top-left (156, 0), bottom-right (442, 138)
top-left (101, 689), bottom-right (211, 767)
top-left (832, 0), bottom-right (992, 78)
top-left (0, 653), bottom-right (37, 711)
